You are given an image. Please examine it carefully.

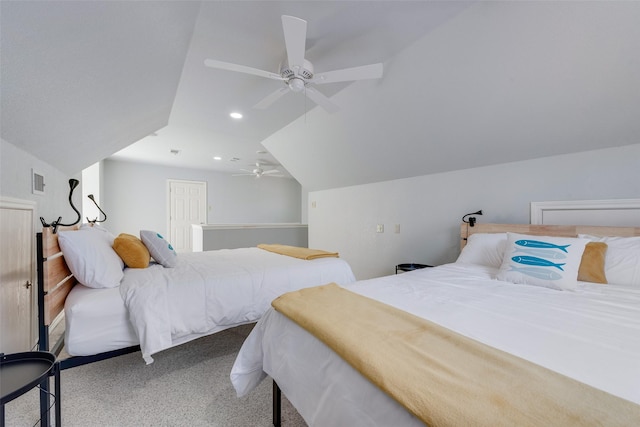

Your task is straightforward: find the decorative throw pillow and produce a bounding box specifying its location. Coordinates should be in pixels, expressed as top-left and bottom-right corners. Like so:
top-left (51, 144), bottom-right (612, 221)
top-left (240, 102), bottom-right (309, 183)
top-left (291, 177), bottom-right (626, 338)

top-left (496, 233), bottom-right (589, 291)
top-left (58, 228), bottom-right (124, 288)
top-left (113, 233), bottom-right (150, 268)
top-left (577, 242), bottom-right (608, 284)
top-left (140, 230), bottom-right (177, 268)
top-left (456, 233), bottom-right (508, 268)
top-left (579, 235), bottom-right (640, 287)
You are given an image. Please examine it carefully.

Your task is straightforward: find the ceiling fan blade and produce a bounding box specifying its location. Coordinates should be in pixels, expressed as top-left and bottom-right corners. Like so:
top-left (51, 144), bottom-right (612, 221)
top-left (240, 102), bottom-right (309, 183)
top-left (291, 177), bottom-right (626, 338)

top-left (304, 87), bottom-right (339, 113)
top-left (253, 86), bottom-right (289, 109)
top-left (262, 169), bottom-right (280, 175)
top-left (312, 63), bottom-right (383, 85)
top-left (281, 15), bottom-right (307, 73)
top-left (204, 59), bottom-right (284, 81)
top-left (232, 173), bottom-right (255, 176)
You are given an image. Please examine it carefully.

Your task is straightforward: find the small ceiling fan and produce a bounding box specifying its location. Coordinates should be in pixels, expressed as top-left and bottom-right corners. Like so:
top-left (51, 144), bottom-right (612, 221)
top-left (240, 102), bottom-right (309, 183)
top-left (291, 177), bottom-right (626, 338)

top-left (233, 162), bottom-right (285, 178)
top-left (204, 15), bottom-right (383, 113)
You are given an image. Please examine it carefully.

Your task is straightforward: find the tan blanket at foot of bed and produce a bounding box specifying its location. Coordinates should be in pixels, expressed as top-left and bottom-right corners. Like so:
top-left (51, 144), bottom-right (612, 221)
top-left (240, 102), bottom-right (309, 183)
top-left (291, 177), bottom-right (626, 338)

top-left (272, 283), bottom-right (640, 427)
top-left (257, 244), bottom-right (338, 260)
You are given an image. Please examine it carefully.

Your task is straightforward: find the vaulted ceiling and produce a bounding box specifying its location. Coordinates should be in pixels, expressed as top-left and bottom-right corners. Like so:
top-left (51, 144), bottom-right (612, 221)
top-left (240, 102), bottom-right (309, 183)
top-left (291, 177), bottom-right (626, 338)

top-left (2, 1), bottom-right (639, 191)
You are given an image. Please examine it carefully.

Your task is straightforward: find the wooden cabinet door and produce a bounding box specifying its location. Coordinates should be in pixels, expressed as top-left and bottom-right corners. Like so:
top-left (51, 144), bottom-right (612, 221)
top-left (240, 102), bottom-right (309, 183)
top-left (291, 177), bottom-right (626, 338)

top-left (0, 198), bottom-right (35, 353)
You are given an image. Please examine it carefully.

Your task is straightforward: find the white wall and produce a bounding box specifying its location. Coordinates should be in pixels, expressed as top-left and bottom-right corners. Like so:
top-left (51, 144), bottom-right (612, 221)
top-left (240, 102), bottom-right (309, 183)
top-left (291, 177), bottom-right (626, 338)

top-left (309, 144), bottom-right (640, 280)
top-left (1, 139), bottom-right (82, 229)
top-left (103, 159), bottom-right (303, 237)
top-left (81, 161), bottom-right (103, 223)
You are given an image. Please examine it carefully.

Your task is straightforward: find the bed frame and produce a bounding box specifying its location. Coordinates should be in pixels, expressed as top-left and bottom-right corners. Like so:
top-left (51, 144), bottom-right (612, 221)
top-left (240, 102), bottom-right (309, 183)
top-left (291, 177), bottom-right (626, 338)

top-left (36, 226), bottom-right (140, 426)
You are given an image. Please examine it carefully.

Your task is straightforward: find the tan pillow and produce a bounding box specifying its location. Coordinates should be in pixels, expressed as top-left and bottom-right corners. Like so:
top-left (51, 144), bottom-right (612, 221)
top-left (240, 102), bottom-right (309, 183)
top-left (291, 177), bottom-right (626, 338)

top-left (577, 242), bottom-right (608, 284)
top-left (113, 233), bottom-right (150, 268)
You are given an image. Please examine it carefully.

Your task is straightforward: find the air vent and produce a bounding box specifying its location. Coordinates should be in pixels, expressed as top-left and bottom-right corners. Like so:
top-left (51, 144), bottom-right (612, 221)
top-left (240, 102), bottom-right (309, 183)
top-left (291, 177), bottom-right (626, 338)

top-left (32, 169), bottom-right (45, 195)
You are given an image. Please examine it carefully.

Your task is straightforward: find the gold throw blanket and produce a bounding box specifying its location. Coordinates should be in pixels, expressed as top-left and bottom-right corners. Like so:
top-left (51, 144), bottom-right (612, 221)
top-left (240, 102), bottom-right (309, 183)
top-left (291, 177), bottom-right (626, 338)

top-left (272, 283), bottom-right (640, 427)
top-left (257, 244), bottom-right (338, 260)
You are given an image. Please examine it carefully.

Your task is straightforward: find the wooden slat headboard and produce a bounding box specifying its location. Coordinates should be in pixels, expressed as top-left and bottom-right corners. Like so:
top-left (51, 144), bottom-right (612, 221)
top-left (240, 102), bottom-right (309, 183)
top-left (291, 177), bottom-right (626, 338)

top-left (38, 226), bottom-right (78, 326)
top-left (461, 223), bottom-right (640, 249)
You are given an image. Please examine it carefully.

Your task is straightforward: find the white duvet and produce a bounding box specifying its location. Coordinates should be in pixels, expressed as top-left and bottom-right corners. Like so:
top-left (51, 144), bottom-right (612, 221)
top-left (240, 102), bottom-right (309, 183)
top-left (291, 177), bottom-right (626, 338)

top-left (231, 262), bottom-right (640, 426)
top-left (119, 247), bottom-right (355, 363)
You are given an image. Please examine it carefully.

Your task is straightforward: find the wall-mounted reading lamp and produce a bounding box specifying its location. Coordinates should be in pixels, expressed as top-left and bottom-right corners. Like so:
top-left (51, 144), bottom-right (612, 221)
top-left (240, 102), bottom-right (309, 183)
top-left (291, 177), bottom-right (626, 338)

top-left (40, 178), bottom-right (82, 233)
top-left (86, 194), bottom-right (107, 225)
top-left (462, 210), bottom-right (483, 227)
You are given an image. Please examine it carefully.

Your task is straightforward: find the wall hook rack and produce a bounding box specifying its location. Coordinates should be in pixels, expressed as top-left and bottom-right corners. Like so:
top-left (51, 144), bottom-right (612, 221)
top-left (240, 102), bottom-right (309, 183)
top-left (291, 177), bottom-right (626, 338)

top-left (39, 179), bottom-right (81, 233)
top-left (86, 194), bottom-right (107, 224)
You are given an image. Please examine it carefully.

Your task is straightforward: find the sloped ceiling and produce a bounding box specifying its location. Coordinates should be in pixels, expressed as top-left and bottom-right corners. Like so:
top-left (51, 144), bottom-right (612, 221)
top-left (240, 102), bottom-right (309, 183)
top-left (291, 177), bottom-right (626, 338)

top-left (2, 1), bottom-right (639, 191)
top-left (264, 1), bottom-right (640, 190)
top-left (1, 1), bottom-right (200, 174)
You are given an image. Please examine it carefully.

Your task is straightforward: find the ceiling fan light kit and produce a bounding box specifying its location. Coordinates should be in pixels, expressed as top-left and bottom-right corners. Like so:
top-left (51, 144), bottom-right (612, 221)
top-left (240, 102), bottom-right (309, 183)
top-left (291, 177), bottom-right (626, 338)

top-left (205, 15), bottom-right (383, 113)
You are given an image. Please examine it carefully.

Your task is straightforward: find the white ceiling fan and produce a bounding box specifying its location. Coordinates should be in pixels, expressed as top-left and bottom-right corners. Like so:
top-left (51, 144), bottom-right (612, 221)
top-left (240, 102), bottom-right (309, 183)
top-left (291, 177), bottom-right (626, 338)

top-left (204, 15), bottom-right (383, 113)
top-left (233, 162), bottom-right (285, 178)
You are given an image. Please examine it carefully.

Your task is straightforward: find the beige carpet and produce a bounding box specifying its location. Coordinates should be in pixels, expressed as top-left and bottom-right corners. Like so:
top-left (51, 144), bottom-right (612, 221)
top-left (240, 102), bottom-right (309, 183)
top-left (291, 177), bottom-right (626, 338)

top-left (4, 325), bottom-right (306, 426)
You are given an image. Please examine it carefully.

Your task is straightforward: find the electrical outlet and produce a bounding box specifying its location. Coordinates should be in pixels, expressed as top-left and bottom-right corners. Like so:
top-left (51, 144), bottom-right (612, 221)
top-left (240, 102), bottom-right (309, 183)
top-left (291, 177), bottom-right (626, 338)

top-left (376, 224), bottom-right (384, 233)
top-left (311, 201), bottom-right (317, 208)
top-left (395, 224), bottom-right (400, 233)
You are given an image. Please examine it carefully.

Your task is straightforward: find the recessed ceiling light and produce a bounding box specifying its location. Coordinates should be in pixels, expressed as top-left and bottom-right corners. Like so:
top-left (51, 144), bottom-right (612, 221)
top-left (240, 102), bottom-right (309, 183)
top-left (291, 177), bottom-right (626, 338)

top-left (230, 112), bottom-right (243, 119)
top-left (213, 156), bottom-right (222, 161)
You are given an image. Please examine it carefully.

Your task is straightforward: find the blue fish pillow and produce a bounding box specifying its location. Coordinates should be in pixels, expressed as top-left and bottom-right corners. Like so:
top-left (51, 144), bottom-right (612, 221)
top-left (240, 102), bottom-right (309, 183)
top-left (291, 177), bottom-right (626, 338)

top-left (140, 230), bottom-right (177, 268)
top-left (496, 233), bottom-right (590, 291)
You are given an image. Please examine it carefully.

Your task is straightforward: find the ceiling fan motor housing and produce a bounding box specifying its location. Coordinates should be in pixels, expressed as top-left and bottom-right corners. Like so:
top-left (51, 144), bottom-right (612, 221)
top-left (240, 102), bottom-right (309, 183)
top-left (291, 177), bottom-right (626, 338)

top-left (280, 59), bottom-right (314, 82)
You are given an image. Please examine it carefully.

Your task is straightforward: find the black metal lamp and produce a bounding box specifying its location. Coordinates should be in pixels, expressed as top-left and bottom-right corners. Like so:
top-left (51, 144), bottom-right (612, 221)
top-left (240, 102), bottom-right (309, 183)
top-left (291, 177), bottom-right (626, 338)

top-left (462, 210), bottom-right (483, 227)
top-left (86, 194), bottom-right (107, 224)
top-left (40, 179), bottom-right (82, 233)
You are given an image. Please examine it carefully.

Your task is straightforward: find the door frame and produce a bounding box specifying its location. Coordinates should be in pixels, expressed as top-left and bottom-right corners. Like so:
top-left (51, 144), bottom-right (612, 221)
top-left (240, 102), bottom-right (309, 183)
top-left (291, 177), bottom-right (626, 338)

top-left (0, 196), bottom-right (37, 348)
top-left (166, 179), bottom-right (208, 252)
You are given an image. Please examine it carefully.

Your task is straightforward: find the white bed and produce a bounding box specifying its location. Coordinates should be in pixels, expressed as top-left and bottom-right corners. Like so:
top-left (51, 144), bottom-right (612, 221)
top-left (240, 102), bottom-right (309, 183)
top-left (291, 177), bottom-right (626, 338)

top-left (230, 223), bottom-right (640, 426)
top-left (37, 227), bottom-right (355, 365)
top-left (65, 248), bottom-right (355, 363)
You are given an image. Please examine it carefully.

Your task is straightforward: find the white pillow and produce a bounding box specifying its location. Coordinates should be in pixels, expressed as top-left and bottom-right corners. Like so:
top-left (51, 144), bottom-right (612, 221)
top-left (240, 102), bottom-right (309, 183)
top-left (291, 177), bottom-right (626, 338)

top-left (140, 230), bottom-right (177, 268)
top-left (456, 233), bottom-right (507, 268)
top-left (79, 223), bottom-right (115, 242)
top-left (58, 228), bottom-right (124, 289)
top-left (578, 234), bottom-right (640, 287)
top-left (496, 233), bottom-right (589, 291)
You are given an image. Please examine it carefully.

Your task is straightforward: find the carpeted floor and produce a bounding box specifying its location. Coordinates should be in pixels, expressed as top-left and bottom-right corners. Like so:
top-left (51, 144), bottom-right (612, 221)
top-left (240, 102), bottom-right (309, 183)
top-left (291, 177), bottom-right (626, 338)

top-left (4, 325), bottom-right (306, 426)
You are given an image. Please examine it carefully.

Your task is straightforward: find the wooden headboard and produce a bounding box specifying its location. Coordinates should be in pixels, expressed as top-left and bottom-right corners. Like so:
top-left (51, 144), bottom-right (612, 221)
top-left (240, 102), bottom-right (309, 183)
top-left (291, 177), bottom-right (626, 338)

top-left (461, 223), bottom-right (640, 249)
top-left (37, 225), bottom-right (78, 352)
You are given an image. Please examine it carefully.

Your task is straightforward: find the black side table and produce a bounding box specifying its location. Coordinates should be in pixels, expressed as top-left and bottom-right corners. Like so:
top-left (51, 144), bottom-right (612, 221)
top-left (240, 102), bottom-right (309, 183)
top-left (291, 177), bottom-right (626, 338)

top-left (395, 263), bottom-right (432, 274)
top-left (1, 351), bottom-right (60, 427)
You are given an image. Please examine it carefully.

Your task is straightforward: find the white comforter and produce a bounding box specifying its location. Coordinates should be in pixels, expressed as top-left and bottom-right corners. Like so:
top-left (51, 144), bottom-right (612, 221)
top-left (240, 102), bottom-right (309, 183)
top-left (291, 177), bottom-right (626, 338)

top-left (119, 247), bottom-right (355, 363)
top-left (231, 263), bottom-right (640, 426)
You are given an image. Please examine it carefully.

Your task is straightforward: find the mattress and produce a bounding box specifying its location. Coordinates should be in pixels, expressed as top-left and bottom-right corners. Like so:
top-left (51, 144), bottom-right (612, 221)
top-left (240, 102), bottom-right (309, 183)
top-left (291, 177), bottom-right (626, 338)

top-left (64, 284), bottom-right (138, 356)
top-left (231, 263), bottom-right (640, 426)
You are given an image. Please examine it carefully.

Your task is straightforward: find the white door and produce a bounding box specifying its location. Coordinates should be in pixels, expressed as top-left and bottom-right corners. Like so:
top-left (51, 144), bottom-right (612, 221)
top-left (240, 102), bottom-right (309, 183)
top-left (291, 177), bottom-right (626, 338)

top-left (0, 198), bottom-right (35, 353)
top-left (169, 180), bottom-right (207, 252)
